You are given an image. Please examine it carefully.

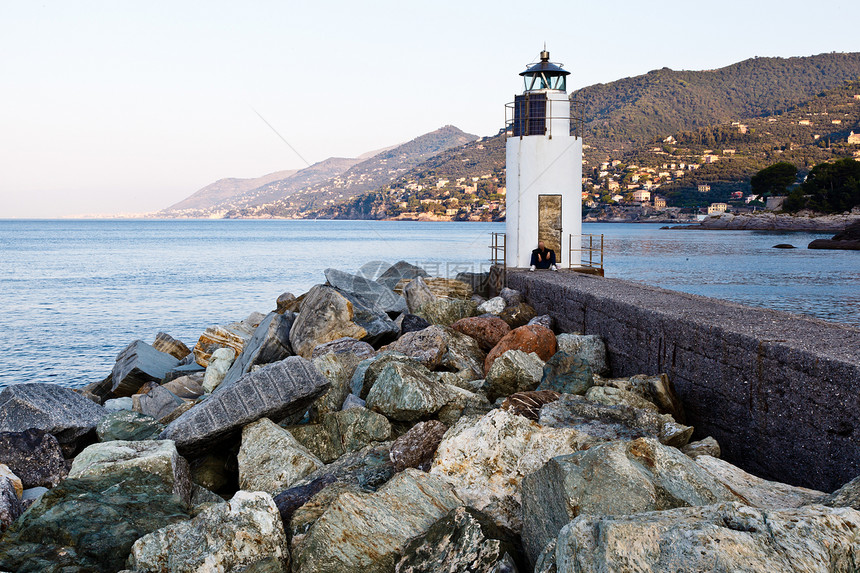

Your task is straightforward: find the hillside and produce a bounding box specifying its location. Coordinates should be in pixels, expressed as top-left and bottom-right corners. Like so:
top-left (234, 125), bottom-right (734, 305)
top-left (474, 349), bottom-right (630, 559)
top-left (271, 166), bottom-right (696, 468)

top-left (165, 170), bottom-right (298, 212)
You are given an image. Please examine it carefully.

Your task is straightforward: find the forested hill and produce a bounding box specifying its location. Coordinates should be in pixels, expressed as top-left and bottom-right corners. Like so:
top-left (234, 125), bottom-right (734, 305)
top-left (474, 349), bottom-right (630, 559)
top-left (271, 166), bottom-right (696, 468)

top-left (575, 53), bottom-right (860, 154)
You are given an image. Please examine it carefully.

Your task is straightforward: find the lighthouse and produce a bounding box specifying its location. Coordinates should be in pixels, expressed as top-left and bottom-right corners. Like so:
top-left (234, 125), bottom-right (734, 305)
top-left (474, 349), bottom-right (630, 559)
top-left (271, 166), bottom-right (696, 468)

top-left (505, 48), bottom-right (582, 268)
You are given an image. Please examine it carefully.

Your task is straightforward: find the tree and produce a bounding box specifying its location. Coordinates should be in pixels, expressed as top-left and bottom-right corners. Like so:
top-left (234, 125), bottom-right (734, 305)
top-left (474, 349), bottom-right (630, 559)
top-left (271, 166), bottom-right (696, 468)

top-left (799, 158), bottom-right (860, 213)
top-left (750, 162), bottom-right (798, 197)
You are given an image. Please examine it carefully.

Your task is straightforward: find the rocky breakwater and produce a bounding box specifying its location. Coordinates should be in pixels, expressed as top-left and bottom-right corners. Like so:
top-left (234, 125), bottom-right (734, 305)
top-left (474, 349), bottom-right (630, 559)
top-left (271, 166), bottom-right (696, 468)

top-left (808, 219), bottom-right (860, 250)
top-left (670, 211), bottom-right (860, 231)
top-left (1, 262), bottom-right (859, 572)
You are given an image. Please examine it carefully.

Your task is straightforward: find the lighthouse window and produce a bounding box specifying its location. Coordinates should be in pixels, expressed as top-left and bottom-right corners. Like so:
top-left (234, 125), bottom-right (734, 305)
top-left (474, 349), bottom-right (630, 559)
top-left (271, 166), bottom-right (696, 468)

top-left (524, 74), bottom-right (566, 92)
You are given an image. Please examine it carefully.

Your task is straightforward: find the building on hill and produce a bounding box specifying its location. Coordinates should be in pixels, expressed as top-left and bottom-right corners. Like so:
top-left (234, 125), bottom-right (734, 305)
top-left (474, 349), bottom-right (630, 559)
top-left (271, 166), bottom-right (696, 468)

top-left (848, 131), bottom-right (860, 144)
top-left (698, 184), bottom-right (711, 193)
top-left (708, 202), bottom-right (728, 215)
top-left (653, 196), bottom-right (666, 209)
top-left (632, 189), bottom-right (651, 202)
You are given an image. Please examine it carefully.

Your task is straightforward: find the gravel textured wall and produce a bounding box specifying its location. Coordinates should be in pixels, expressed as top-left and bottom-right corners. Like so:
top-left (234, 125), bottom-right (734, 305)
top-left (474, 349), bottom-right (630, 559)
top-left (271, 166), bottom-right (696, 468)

top-left (507, 269), bottom-right (860, 492)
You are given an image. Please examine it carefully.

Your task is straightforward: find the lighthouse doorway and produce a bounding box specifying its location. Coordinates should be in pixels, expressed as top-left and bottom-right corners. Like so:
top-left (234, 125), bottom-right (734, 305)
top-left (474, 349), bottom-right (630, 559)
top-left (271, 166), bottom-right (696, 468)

top-left (538, 194), bottom-right (562, 262)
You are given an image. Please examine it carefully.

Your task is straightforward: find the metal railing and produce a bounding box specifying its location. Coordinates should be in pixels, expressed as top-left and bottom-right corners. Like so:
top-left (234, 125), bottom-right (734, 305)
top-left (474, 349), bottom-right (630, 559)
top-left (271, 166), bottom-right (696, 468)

top-left (504, 96), bottom-right (584, 139)
top-left (569, 233), bottom-right (604, 271)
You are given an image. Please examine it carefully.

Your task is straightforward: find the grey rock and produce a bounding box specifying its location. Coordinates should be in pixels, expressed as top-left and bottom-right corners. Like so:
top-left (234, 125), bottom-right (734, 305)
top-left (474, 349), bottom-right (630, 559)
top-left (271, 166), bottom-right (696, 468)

top-left (292, 469), bottom-right (462, 573)
top-left (104, 396), bottom-right (134, 411)
top-left (152, 331), bottom-right (192, 360)
top-left (521, 437), bottom-right (738, 563)
top-left (272, 474), bottom-right (337, 526)
top-left (276, 291), bottom-right (298, 313)
top-left (350, 352), bottom-right (416, 399)
top-left (821, 474), bottom-right (860, 510)
top-left (162, 374), bottom-right (205, 399)
top-left (238, 418), bottom-right (324, 495)
top-left (527, 314), bottom-right (554, 331)
top-left (415, 298), bottom-right (478, 326)
top-left (478, 296), bottom-right (506, 315)
top-left (554, 333), bottom-right (608, 375)
top-left (538, 352), bottom-right (594, 395)
top-left (287, 407), bottom-right (391, 464)
top-left (342, 393), bottom-right (366, 410)
top-left (455, 270), bottom-right (490, 298)
top-left (0, 428), bottom-right (66, 488)
top-left (292, 442), bottom-right (396, 493)
top-left (366, 362), bottom-right (452, 422)
top-left (390, 420), bottom-right (447, 472)
top-left (584, 385), bottom-right (660, 412)
top-left (553, 502), bottom-right (860, 573)
top-left (326, 267), bottom-right (408, 315)
top-left (398, 313), bottom-right (431, 335)
top-left (681, 436), bottom-right (722, 459)
top-left (593, 373), bottom-right (685, 421)
top-left (202, 346), bottom-right (236, 393)
top-left (383, 325), bottom-right (485, 381)
top-left (0, 383), bottom-right (105, 445)
top-left (159, 356), bottom-right (330, 456)
top-left (500, 287), bottom-right (523, 307)
top-left (437, 385), bottom-right (492, 426)
top-left (218, 311), bottom-right (296, 391)
top-left (20, 486), bottom-right (48, 510)
top-left (311, 348), bottom-right (366, 419)
top-left (485, 349), bottom-right (545, 402)
top-left (111, 340), bottom-right (181, 396)
top-left (78, 374), bottom-right (115, 405)
top-left (133, 384), bottom-right (184, 421)
top-left (289, 482), bottom-right (369, 546)
top-left (96, 410), bottom-right (164, 442)
top-left (498, 302), bottom-right (537, 329)
top-left (539, 394), bottom-right (694, 447)
top-left (378, 260), bottom-right (430, 290)
top-left (311, 336), bottom-right (376, 360)
top-left (128, 491), bottom-right (290, 573)
top-left (404, 276), bottom-right (438, 314)
top-left (0, 477), bottom-right (23, 532)
top-left (396, 506), bottom-right (525, 573)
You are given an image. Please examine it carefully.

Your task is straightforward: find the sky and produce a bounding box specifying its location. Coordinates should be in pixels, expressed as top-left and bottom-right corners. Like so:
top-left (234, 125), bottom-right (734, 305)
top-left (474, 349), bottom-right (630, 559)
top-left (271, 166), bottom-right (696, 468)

top-left (1, 0), bottom-right (859, 218)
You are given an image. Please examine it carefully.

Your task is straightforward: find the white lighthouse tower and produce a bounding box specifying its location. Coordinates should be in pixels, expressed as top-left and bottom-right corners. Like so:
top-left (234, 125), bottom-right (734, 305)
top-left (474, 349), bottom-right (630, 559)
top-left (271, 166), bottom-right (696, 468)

top-left (505, 48), bottom-right (582, 268)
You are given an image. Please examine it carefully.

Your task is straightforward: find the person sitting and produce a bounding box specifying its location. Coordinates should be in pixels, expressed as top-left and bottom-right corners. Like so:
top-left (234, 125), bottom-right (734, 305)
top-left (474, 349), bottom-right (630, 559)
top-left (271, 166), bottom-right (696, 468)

top-left (529, 241), bottom-right (558, 271)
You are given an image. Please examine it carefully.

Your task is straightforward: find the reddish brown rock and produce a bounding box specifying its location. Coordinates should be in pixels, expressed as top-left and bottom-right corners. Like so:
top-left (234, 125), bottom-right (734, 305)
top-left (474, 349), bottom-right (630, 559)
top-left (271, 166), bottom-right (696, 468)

top-left (501, 390), bottom-right (561, 421)
top-left (484, 324), bottom-right (557, 375)
top-left (450, 316), bottom-right (511, 352)
top-left (390, 420), bottom-right (448, 472)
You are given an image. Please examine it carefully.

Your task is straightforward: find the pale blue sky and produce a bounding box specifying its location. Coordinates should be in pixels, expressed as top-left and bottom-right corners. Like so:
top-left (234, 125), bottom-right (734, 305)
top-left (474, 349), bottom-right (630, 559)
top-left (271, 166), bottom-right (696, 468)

top-left (1, 0), bottom-right (858, 217)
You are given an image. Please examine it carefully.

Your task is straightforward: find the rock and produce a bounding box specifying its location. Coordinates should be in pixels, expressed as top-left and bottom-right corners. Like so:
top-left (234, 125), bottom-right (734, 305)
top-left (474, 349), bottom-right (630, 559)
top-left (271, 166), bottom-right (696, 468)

top-left (554, 333), bottom-right (608, 375)
top-left (821, 474), bottom-right (860, 510)
top-left (219, 311), bottom-right (296, 391)
top-left (585, 384), bottom-right (660, 412)
top-left (382, 325), bottom-right (485, 381)
top-left (292, 469), bottom-right (462, 573)
top-left (311, 336), bottom-right (375, 360)
top-left (311, 347), bottom-right (367, 418)
top-left (406, 277), bottom-right (473, 300)
top-left (809, 219), bottom-right (860, 250)
top-left (539, 394), bottom-right (694, 447)
top-left (104, 396), bottom-right (134, 411)
top-left (0, 383), bottom-right (105, 444)
top-left (342, 394), bottom-right (366, 410)
top-left (325, 267), bottom-right (408, 315)
top-left (773, 243), bottom-right (797, 249)
top-left (160, 356), bottom-right (330, 457)
top-left (682, 436), bottom-right (721, 459)
top-left (498, 302), bottom-right (537, 329)
top-left (527, 314), bottom-right (554, 331)
top-left (552, 502), bottom-right (860, 573)
top-left (20, 486), bottom-right (47, 510)
top-left (0, 464), bottom-right (22, 499)
top-left (272, 474), bottom-right (337, 527)
top-left (451, 315), bottom-right (511, 352)
top-left (395, 506), bottom-right (525, 573)
top-left (0, 477), bottom-right (23, 532)
top-left (78, 374), bottom-right (115, 405)
top-left (0, 428), bottom-right (66, 488)
top-left (288, 442), bottom-right (396, 494)
top-left (159, 401), bottom-right (194, 425)
top-left (132, 384), bottom-right (184, 421)
top-left (456, 271), bottom-right (490, 298)
top-left (390, 420), bottom-right (448, 472)
top-left (538, 352), bottom-right (594, 395)
top-left (276, 291), bottom-right (298, 313)
top-left (202, 346), bottom-right (236, 393)
top-left (403, 276), bottom-right (438, 313)
top-left (287, 407), bottom-right (392, 464)
top-left (96, 410), bottom-right (164, 442)
top-left (477, 296), bottom-right (506, 315)
top-left (430, 408), bottom-right (593, 532)
top-left (696, 454), bottom-right (825, 508)
top-left (377, 260), bottom-right (430, 290)
top-left (415, 298), bottom-right (478, 326)
top-left (152, 331), bottom-right (191, 360)
top-left (127, 490), bottom-right (290, 573)
top-left (69, 439), bottom-right (192, 505)
top-left (521, 437), bottom-right (738, 563)
top-left (111, 340), bottom-right (181, 396)
top-left (192, 311), bottom-right (264, 367)
top-left (500, 287), bottom-right (523, 307)
top-left (290, 285), bottom-right (398, 358)
top-left (0, 468), bottom-right (190, 572)
top-left (485, 324), bottom-right (556, 375)
top-left (350, 352), bottom-right (417, 399)
top-left (437, 385), bottom-right (492, 426)
top-left (366, 361), bottom-right (452, 422)
top-left (237, 418), bottom-right (324, 495)
top-left (484, 349), bottom-right (545, 402)
top-left (162, 374), bottom-right (205, 399)
top-left (289, 482), bottom-right (369, 546)
top-left (500, 390), bottom-right (561, 421)
top-left (437, 371), bottom-right (484, 393)
top-left (397, 313), bottom-right (431, 335)
top-left (593, 373), bottom-right (685, 421)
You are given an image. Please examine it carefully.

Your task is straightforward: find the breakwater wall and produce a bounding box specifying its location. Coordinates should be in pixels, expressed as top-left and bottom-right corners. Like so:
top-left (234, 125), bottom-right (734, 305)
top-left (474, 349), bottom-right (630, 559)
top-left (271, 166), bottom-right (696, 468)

top-left (505, 269), bottom-right (860, 492)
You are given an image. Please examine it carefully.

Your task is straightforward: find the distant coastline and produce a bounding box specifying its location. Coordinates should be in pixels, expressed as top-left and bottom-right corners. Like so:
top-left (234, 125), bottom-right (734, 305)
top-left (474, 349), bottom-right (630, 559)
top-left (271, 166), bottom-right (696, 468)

top-left (666, 212), bottom-right (860, 232)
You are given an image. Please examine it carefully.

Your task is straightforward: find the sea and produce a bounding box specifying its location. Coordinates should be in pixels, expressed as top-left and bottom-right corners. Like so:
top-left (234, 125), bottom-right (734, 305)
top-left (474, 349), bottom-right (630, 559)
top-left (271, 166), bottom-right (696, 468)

top-left (1, 219), bottom-right (857, 389)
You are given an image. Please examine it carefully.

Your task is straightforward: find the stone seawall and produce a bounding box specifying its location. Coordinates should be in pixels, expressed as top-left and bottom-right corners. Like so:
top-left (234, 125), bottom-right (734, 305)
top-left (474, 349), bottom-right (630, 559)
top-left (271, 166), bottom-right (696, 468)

top-left (506, 269), bottom-right (860, 492)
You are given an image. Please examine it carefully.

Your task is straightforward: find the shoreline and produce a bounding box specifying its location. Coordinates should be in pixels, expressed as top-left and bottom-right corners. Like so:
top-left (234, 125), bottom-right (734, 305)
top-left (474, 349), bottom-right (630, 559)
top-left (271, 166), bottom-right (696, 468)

top-left (666, 212), bottom-right (860, 232)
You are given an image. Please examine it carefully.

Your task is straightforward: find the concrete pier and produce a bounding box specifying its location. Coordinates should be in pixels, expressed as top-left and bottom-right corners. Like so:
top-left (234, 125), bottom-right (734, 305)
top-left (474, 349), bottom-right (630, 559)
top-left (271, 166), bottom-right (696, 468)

top-left (506, 268), bottom-right (860, 492)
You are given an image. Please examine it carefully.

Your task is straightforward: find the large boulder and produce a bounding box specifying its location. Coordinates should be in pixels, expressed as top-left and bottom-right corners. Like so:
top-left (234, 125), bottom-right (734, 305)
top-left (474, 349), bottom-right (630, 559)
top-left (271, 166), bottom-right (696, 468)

top-left (554, 333), bottom-right (608, 375)
top-left (398, 277), bottom-right (473, 300)
top-left (594, 373), bottom-right (685, 421)
top-left (450, 316), bottom-right (510, 352)
top-left (0, 383), bottom-right (106, 445)
top-left (127, 491), bottom-right (290, 573)
top-left (287, 407), bottom-right (392, 464)
top-left (111, 340), bottom-right (181, 396)
top-left (498, 302), bottom-right (537, 329)
top-left (0, 429), bottom-right (66, 488)
top-left (290, 285), bottom-right (398, 358)
top-left (403, 276), bottom-right (437, 314)
top-left (549, 502), bottom-right (860, 573)
top-left (476, 296), bottom-right (506, 315)
top-left (430, 408), bottom-right (593, 531)
top-left (132, 384), bottom-right (184, 422)
top-left (585, 384), bottom-right (661, 412)
top-left (311, 336), bottom-right (375, 360)
top-left (151, 331), bottom-right (192, 360)
top-left (0, 476), bottom-right (22, 533)
top-left (237, 418), bottom-right (324, 495)
top-left (218, 311), bottom-right (296, 391)
top-left (325, 268), bottom-right (408, 315)
top-left (485, 324), bottom-right (556, 375)
top-left (397, 313), bottom-right (431, 336)
top-left (414, 298), bottom-right (478, 326)
top-left (192, 312), bottom-right (264, 367)
top-left (390, 420), bottom-right (448, 472)
top-left (395, 506), bottom-right (525, 573)
top-left (484, 349), bottom-right (545, 402)
top-left (159, 356), bottom-right (329, 457)
top-left (202, 347), bottom-right (235, 393)
top-left (539, 394), bottom-right (694, 448)
top-left (366, 362), bottom-right (452, 422)
top-left (377, 260), bottom-right (429, 290)
top-left (821, 474), bottom-right (860, 510)
top-left (311, 349), bottom-right (367, 418)
top-left (162, 375), bottom-right (205, 400)
top-left (350, 352), bottom-right (417, 399)
top-left (292, 469), bottom-right (461, 573)
top-left (538, 352), bottom-right (594, 395)
top-left (381, 325), bottom-right (485, 380)
top-left (521, 437), bottom-right (738, 563)
top-left (96, 410), bottom-right (164, 442)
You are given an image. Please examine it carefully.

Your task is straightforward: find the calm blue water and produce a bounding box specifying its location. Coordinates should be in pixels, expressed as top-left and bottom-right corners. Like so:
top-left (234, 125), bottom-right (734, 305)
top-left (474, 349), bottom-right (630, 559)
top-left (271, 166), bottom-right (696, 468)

top-left (0, 219), bottom-right (857, 389)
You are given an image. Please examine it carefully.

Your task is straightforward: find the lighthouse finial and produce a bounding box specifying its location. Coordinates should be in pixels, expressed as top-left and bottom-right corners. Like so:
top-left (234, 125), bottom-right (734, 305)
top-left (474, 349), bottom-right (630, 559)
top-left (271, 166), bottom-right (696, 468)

top-left (540, 43), bottom-right (550, 62)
